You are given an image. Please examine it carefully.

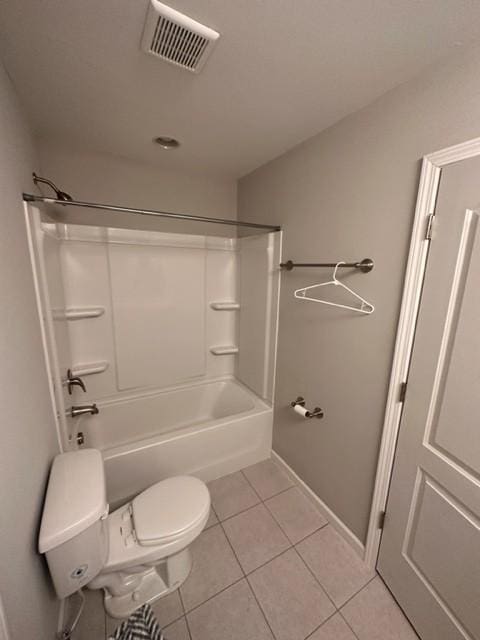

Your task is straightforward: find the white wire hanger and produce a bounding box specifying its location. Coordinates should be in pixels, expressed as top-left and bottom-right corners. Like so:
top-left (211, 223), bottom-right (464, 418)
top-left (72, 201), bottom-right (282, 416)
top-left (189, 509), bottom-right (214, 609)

top-left (294, 262), bottom-right (374, 314)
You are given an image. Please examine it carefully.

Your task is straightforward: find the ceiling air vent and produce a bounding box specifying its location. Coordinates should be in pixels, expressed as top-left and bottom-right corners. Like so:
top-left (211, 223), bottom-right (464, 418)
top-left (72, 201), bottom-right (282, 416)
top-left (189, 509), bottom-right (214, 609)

top-left (141, 1), bottom-right (220, 73)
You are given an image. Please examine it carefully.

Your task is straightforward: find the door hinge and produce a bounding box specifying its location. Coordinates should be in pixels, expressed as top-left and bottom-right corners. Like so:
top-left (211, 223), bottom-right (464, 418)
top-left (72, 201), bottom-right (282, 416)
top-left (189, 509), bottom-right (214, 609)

top-left (378, 510), bottom-right (386, 530)
top-left (399, 381), bottom-right (407, 403)
top-left (425, 213), bottom-right (435, 240)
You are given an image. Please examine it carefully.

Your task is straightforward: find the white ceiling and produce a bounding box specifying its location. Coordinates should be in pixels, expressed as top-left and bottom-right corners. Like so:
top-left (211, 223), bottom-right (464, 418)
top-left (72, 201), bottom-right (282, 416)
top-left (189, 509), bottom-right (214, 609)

top-left (1, 0), bottom-right (480, 178)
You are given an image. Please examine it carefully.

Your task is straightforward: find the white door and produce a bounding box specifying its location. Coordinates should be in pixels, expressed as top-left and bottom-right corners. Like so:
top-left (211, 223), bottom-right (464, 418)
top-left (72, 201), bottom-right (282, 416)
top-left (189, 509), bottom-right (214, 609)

top-left (378, 155), bottom-right (480, 640)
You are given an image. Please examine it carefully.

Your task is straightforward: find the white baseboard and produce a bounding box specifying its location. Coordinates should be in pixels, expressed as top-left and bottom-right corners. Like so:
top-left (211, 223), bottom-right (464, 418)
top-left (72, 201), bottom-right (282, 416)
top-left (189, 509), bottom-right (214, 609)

top-left (271, 450), bottom-right (365, 559)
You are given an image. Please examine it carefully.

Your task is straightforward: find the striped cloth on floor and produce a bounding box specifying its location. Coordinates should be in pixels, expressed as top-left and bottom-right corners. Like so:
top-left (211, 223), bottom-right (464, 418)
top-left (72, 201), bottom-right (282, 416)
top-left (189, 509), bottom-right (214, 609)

top-left (109, 603), bottom-right (164, 640)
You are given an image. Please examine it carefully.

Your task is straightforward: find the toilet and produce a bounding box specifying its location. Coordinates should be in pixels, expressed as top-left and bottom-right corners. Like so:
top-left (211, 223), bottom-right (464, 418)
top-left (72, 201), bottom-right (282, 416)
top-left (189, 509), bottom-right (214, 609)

top-left (38, 449), bottom-right (210, 618)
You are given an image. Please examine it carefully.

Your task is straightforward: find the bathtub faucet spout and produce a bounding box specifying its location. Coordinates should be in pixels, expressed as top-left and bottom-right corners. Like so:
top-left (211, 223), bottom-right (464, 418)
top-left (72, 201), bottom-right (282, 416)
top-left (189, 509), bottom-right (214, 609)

top-left (69, 404), bottom-right (99, 418)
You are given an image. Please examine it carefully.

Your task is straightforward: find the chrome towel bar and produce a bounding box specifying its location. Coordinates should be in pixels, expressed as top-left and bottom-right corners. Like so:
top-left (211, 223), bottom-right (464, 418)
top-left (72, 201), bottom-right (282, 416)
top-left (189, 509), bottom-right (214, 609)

top-left (280, 258), bottom-right (373, 272)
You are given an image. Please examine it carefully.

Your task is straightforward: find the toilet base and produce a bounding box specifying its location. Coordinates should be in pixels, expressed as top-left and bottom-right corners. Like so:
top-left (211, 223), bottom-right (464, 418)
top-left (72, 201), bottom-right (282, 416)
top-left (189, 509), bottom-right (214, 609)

top-left (92, 547), bottom-right (193, 619)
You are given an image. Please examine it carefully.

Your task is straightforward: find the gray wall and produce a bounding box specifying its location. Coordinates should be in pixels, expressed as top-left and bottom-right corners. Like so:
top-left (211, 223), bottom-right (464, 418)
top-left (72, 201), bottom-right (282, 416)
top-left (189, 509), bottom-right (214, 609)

top-left (238, 44), bottom-right (480, 543)
top-left (37, 141), bottom-right (237, 237)
top-left (0, 63), bottom-right (60, 638)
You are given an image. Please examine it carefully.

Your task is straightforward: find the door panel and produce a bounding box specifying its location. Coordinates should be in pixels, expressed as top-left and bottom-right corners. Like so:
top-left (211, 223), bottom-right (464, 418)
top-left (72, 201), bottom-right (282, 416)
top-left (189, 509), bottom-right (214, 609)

top-left (406, 473), bottom-right (480, 639)
top-left (430, 211), bottom-right (480, 478)
top-left (378, 156), bottom-right (480, 640)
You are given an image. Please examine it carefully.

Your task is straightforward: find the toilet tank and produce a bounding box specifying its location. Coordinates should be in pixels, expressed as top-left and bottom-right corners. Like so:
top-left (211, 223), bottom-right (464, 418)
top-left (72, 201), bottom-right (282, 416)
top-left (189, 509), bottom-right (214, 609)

top-left (39, 449), bottom-right (109, 598)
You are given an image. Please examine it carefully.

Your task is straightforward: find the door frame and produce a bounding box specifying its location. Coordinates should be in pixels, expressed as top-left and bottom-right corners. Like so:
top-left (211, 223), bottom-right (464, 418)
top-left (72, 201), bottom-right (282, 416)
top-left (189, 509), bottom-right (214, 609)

top-left (364, 134), bottom-right (480, 568)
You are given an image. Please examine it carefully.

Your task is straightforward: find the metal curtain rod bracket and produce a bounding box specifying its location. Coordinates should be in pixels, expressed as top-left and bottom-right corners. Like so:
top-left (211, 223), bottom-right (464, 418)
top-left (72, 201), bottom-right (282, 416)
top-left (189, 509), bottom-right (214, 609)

top-left (280, 258), bottom-right (374, 273)
top-left (22, 193), bottom-right (281, 232)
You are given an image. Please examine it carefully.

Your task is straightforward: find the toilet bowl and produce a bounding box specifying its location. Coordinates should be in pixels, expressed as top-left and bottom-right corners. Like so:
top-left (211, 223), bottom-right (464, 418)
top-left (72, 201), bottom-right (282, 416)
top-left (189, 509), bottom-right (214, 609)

top-left (39, 449), bottom-right (210, 618)
top-left (89, 475), bottom-right (210, 617)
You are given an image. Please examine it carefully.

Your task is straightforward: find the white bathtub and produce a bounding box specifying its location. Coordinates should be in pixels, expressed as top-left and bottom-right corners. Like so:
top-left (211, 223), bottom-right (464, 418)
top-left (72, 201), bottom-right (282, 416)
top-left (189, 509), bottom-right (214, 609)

top-left (79, 378), bottom-right (272, 507)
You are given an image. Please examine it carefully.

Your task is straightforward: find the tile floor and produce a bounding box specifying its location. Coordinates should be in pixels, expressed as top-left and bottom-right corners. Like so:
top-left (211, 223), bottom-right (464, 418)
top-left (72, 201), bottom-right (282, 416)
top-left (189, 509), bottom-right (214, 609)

top-left (73, 458), bottom-right (419, 640)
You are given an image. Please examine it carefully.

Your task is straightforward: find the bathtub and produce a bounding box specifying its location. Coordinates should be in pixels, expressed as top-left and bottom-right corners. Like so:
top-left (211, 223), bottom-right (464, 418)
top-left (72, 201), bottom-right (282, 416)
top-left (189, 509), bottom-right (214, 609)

top-left (79, 378), bottom-right (272, 508)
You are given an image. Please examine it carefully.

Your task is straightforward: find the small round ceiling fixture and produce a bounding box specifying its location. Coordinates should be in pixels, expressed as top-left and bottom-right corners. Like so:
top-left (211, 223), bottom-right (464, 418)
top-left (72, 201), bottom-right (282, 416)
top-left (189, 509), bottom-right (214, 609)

top-left (154, 136), bottom-right (180, 149)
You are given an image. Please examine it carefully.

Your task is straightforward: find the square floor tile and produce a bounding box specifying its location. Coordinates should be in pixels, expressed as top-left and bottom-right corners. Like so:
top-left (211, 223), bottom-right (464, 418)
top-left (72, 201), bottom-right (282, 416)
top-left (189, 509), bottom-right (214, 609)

top-left (265, 487), bottom-right (328, 543)
top-left (74, 589), bottom-right (105, 640)
top-left (208, 471), bottom-right (260, 520)
top-left (242, 459), bottom-right (293, 500)
top-left (164, 616), bottom-right (190, 640)
top-left (106, 589), bottom-right (184, 637)
top-left (187, 579), bottom-right (273, 640)
top-left (341, 577), bottom-right (418, 640)
top-left (151, 589), bottom-right (185, 627)
top-left (180, 524), bottom-right (243, 611)
top-left (204, 508), bottom-right (218, 529)
top-left (308, 614), bottom-right (357, 640)
top-left (296, 525), bottom-right (375, 607)
top-left (248, 549), bottom-right (335, 640)
top-left (223, 503), bottom-right (290, 573)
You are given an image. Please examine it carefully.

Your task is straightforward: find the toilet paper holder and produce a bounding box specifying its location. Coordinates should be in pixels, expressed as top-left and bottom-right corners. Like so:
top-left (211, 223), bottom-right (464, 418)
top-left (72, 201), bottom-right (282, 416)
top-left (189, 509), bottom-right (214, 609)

top-left (291, 397), bottom-right (324, 419)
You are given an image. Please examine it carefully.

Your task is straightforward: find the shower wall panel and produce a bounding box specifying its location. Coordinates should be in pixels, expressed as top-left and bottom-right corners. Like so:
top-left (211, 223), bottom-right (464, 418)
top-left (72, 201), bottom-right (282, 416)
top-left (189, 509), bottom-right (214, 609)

top-left (236, 232), bottom-right (281, 402)
top-left (56, 225), bottom-right (238, 400)
top-left (109, 243), bottom-right (206, 390)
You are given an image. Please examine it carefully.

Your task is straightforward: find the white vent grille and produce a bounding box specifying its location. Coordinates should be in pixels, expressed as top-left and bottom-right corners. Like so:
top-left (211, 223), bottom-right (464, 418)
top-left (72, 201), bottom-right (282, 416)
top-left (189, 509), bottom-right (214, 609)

top-left (141, 1), bottom-right (220, 73)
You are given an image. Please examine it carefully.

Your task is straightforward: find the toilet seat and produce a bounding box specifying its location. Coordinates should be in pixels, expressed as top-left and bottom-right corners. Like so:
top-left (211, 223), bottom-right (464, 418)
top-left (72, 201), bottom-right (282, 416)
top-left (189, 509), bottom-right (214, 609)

top-left (133, 476), bottom-right (210, 546)
top-left (101, 475), bottom-right (210, 573)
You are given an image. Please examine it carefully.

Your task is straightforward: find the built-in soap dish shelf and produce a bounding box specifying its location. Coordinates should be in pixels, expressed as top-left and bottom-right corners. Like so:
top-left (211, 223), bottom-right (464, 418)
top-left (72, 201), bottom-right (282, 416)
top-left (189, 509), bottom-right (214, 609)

top-left (61, 307), bottom-right (105, 320)
top-left (210, 346), bottom-right (239, 356)
top-left (70, 361), bottom-right (109, 376)
top-left (210, 302), bottom-right (240, 310)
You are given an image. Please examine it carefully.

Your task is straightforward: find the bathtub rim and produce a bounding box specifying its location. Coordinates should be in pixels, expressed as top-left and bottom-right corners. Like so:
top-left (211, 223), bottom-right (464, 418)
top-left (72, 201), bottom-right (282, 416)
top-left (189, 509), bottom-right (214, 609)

top-left (88, 374), bottom-right (268, 412)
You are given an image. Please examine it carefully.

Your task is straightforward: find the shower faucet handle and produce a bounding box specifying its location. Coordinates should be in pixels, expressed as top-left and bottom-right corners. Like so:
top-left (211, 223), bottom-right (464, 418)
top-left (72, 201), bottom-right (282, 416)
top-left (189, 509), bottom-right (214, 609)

top-left (66, 369), bottom-right (87, 395)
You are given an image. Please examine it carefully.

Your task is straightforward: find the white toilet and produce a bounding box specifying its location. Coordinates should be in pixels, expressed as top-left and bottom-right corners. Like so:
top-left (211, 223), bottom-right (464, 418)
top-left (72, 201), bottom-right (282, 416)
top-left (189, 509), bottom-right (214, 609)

top-left (39, 449), bottom-right (210, 618)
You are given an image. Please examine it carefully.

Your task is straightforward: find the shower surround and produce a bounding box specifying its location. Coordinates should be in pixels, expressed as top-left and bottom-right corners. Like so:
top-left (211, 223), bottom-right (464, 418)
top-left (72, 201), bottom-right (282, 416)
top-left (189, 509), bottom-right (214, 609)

top-left (26, 206), bottom-right (281, 505)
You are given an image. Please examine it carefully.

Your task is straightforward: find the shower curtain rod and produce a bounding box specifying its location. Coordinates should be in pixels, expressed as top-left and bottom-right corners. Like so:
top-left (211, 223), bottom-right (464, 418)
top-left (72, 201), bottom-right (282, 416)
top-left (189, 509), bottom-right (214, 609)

top-left (22, 193), bottom-right (281, 232)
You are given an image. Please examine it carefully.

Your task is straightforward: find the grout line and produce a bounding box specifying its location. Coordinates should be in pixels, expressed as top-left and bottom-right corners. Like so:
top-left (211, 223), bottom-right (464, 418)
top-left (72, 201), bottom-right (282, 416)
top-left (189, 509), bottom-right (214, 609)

top-left (179, 517), bottom-right (249, 617)
top-left (218, 520), bottom-right (246, 578)
top-left (181, 614), bottom-right (193, 640)
top-left (303, 609), bottom-right (343, 640)
top-left (292, 545), bottom-right (339, 612)
top-left (162, 611), bottom-right (186, 629)
top-left (177, 582), bottom-right (187, 615)
top-left (337, 573), bottom-right (377, 611)
top-left (217, 507), bottom-right (293, 578)
top-left (219, 511), bottom-right (283, 638)
top-left (182, 576), bottom-right (246, 616)
top-left (244, 576), bottom-right (278, 640)
top-left (240, 464), bottom-right (295, 504)
top-left (262, 493), bottom-right (329, 546)
top-left (245, 546), bottom-right (345, 640)
top-left (168, 589), bottom-right (188, 628)
top-left (244, 544), bottom-right (294, 577)
top-left (338, 610), bottom-right (362, 640)
top-left (177, 582), bottom-right (194, 639)
top-left (240, 468), bottom-right (265, 501)
top-left (261, 483), bottom-right (298, 503)
top-left (211, 461), bottom-right (295, 525)
top-left (290, 522), bottom-right (329, 546)
top-left (291, 526), bottom-right (378, 613)
top-left (214, 485), bottom-right (297, 528)
top-left (214, 498), bottom-right (262, 524)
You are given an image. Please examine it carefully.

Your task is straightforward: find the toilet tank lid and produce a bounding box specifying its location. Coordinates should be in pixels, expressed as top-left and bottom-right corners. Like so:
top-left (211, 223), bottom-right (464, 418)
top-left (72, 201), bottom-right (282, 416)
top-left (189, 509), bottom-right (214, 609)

top-left (38, 449), bottom-right (108, 553)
